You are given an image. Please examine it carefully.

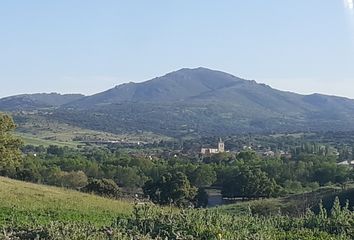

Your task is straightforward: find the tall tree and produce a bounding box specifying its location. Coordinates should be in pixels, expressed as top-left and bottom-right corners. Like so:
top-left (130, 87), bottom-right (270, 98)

top-left (143, 171), bottom-right (197, 207)
top-left (191, 165), bottom-right (216, 188)
top-left (222, 166), bottom-right (279, 199)
top-left (0, 113), bottom-right (23, 174)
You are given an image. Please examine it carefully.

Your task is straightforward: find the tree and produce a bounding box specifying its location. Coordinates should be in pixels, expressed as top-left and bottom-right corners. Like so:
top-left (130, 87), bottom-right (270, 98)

top-left (143, 171), bottom-right (197, 207)
top-left (15, 155), bottom-right (43, 183)
top-left (194, 188), bottom-right (209, 208)
top-left (114, 166), bottom-right (147, 189)
top-left (237, 151), bottom-right (260, 161)
top-left (222, 166), bottom-right (279, 199)
top-left (191, 165), bottom-right (216, 188)
top-left (47, 145), bottom-right (65, 157)
top-left (47, 169), bottom-right (88, 188)
top-left (62, 171), bottom-right (88, 188)
top-left (82, 178), bottom-right (121, 198)
top-left (0, 113), bottom-right (23, 175)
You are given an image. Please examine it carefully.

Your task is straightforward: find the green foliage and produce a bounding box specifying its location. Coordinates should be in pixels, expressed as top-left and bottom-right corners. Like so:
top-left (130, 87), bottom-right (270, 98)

top-left (1, 177), bottom-right (354, 239)
top-left (0, 176), bottom-right (133, 227)
top-left (47, 145), bottom-right (65, 157)
top-left (45, 168), bottom-right (88, 188)
top-left (222, 165), bottom-right (280, 199)
top-left (0, 113), bottom-right (23, 174)
top-left (114, 166), bottom-right (147, 189)
top-left (143, 172), bottom-right (197, 207)
top-left (194, 188), bottom-right (209, 208)
top-left (237, 150), bottom-right (260, 161)
top-left (4, 201), bottom-right (351, 240)
top-left (191, 165), bottom-right (216, 188)
top-left (82, 178), bottom-right (121, 198)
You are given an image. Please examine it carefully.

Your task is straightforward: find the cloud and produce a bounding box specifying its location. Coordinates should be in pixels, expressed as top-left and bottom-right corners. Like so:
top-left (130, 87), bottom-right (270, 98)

top-left (345, 0), bottom-right (354, 9)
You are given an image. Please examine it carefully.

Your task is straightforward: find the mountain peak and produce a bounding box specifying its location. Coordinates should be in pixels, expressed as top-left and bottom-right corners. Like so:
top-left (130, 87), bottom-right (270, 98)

top-left (66, 68), bottom-right (248, 108)
top-left (168, 67), bottom-right (241, 80)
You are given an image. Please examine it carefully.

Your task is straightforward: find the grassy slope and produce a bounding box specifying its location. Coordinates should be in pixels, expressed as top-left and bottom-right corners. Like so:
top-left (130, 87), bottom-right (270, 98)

top-left (17, 133), bottom-right (81, 148)
top-left (0, 177), bottom-right (133, 226)
top-left (13, 113), bottom-right (171, 147)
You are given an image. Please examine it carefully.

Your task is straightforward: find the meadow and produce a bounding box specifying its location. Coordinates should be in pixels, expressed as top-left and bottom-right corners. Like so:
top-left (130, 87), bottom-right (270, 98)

top-left (13, 113), bottom-right (170, 147)
top-left (0, 177), bottom-right (133, 227)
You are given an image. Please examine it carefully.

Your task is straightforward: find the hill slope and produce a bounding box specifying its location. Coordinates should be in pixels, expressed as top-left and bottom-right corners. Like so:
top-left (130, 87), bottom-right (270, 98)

top-left (0, 93), bottom-right (84, 111)
top-left (0, 177), bottom-right (132, 226)
top-left (56, 68), bottom-right (354, 137)
top-left (67, 67), bottom-right (354, 115)
top-left (3, 68), bottom-right (354, 137)
top-left (68, 68), bottom-right (246, 107)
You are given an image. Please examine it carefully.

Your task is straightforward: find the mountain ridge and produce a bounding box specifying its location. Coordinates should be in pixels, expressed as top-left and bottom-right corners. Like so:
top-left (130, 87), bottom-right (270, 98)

top-left (0, 93), bottom-right (84, 111)
top-left (2, 68), bottom-right (354, 137)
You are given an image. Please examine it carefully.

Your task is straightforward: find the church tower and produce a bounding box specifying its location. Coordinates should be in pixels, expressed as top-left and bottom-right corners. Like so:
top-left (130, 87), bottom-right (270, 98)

top-left (218, 138), bottom-right (225, 153)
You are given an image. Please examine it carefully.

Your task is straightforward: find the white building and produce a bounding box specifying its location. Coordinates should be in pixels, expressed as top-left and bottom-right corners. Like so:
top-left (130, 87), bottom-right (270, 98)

top-left (201, 138), bottom-right (225, 155)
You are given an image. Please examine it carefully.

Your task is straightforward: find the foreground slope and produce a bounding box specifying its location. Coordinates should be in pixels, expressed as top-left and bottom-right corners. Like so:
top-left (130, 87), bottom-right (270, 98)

top-left (0, 177), bottom-right (133, 226)
top-left (1, 177), bottom-right (353, 239)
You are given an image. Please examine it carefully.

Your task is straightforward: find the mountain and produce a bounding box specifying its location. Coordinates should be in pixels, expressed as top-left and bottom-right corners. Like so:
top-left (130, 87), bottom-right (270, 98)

top-left (54, 67), bottom-right (354, 137)
top-left (0, 93), bottom-right (84, 111)
top-left (2, 68), bottom-right (354, 137)
top-left (66, 67), bottom-right (354, 116)
top-left (67, 68), bottom-right (246, 107)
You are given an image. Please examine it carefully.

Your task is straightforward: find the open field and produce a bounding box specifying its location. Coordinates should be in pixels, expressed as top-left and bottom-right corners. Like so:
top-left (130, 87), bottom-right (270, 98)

top-left (16, 132), bottom-right (82, 148)
top-left (12, 113), bottom-right (171, 147)
top-left (0, 177), bottom-right (133, 226)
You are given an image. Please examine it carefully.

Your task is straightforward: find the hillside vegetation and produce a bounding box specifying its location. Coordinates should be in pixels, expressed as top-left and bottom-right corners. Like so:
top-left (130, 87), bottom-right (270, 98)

top-left (1, 177), bottom-right (354, 239)
top-left (3, 68), bottom-right (354, 137)
top-left (53, 68), bottom-right (354, 136)
top-left (217, 185), bottom-right (354, 216)
top-left (0, 93), bottom-right (84, 111)
top-left (0, 177), bottom-right (133, 226)
top-left (12, 113), bottom-right (169, 147)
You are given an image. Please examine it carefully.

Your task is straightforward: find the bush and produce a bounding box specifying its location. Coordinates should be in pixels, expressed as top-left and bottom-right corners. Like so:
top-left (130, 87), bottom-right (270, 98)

top-left (82, 178), bottom-right (121, 198)
top-left (194, 188), bottom-right (209, 208)
top-left (48, 170), bottom-right (88, 188)
top-left (62, 171), bottom-right (88, 188)
top-left (15, 168), bottom-right (41, 183)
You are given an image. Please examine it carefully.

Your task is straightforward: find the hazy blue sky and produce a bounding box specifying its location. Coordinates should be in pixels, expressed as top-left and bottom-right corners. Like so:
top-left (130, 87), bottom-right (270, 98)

top-left (1, 1), bottom-right (354, 98)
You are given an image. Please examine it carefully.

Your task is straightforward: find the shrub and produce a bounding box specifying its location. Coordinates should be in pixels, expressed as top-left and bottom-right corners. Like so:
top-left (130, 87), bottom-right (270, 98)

top-left (82, 178), bottom-right (121, 198)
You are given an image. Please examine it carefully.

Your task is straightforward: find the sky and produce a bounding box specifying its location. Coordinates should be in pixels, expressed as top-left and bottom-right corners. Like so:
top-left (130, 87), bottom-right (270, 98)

top-left (0, 0), bottom-right (354, 98)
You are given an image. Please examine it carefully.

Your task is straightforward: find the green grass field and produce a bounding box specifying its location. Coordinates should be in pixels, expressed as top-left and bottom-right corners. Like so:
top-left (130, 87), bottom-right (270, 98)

top-left (17, 132), bottom-right (82, 148)
top-left (0, 177), bottom-right (133, 226)
top-left (12, 113), bottom-right (171, 148)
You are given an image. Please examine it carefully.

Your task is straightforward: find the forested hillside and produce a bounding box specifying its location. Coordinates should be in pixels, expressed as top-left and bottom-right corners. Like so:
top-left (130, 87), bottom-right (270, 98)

top-left (2, 68), bottom-right (354, 137)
